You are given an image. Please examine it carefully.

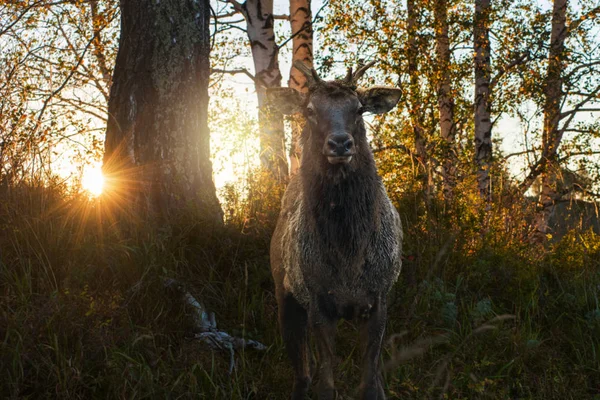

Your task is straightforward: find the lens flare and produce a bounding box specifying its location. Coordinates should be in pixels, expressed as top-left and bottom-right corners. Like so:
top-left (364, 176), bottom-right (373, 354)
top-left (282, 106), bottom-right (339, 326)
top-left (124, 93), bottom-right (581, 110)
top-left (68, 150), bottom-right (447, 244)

top-left (81, 164), bottom-right (105, 197)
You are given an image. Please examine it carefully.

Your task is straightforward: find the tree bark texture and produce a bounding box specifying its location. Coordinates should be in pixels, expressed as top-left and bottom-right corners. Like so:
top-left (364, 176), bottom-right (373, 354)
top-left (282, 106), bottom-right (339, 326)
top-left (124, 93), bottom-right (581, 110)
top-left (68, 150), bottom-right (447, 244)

top-left (288, 0), bottom-right (313, 175)
top-left (406, 0), bottom-right (430, 193)
top-left (240, 0), bottom-right (288, 181)
top-left (434, 0), bottom-right (457, 202)
top-left (474, 0), bottom-right (492, 203)
top-left (535, 0), bottom-right (568, 238)
top-left (103, 0), bottom-right (222, 222)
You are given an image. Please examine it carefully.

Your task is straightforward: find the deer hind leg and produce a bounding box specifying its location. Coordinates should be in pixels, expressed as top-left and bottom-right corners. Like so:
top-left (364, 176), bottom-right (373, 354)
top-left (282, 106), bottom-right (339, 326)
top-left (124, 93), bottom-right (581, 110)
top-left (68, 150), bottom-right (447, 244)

top-left (358, 296), bottom-right (387, 400)
top-left (280, 292), bottom-right (311, 400)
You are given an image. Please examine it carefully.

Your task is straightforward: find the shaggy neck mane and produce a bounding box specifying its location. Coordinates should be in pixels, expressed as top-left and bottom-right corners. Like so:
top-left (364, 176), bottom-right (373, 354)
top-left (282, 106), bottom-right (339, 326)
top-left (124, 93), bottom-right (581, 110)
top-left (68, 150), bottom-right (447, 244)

top-left (299, 121), bottom-right (381, 260)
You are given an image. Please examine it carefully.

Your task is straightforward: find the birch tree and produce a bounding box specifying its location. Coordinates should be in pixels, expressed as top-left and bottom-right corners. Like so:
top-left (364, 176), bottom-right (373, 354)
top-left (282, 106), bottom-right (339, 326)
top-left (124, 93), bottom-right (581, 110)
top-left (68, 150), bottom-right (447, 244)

top-left (223, 0), bottom-right (289, 181)
top-left (434, 0), bottom-right (458, 202)
top-left (288, 0), bottom-right (313, 175)
top-left (406, 0), bottom-right (430, 193)
top-left (474, 0), bottom-right (492, 203)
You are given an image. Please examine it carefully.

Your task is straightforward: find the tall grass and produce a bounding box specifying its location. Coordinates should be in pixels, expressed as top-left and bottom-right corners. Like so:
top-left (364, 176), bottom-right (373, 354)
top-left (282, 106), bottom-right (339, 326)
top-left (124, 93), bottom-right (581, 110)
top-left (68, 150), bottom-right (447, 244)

top-left (1, 180), bottom-right (599, 399)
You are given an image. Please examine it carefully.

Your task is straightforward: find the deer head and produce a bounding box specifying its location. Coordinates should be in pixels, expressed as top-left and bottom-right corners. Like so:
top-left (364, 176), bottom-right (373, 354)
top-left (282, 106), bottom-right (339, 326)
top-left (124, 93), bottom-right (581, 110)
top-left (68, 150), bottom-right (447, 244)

top-left (268, 61), bottom-right (402, 166)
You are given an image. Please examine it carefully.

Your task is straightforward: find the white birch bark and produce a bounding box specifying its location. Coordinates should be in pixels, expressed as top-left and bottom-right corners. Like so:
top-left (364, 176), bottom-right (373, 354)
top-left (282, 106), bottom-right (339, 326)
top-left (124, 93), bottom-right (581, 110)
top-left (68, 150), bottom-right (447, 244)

top-left (434, 0), bottom-right (457, 202)
top-left (474, 0), bottom-right (492, 203)
top-left (234, 0), bottom-right (288, 180)
top-left (288, 0), bottom-right (312, 175)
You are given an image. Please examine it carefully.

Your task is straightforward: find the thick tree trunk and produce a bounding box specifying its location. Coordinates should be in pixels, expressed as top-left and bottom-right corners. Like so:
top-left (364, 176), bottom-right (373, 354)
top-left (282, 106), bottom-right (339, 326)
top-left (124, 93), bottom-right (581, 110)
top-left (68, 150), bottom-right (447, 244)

top-left (534, 0), bottom-right (568, 239)
top-left (240, 0), bottom-right (288, 181)
top-left (288, 0), bottom-right (312, 175)
top-left (406, 0), bottom-right (430, 194)
top-left (103, 0), bottom-right (222, 223)
top-left (474, 0), bottom-right (492, 203)
top-left (434, 0), bottom-right (457, 202)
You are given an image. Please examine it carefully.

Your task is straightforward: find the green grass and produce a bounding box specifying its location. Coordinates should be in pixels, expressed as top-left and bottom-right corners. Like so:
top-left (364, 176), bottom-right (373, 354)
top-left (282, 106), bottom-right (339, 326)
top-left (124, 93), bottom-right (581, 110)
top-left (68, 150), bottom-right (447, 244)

top-left (1, 183), bottom-right (600, 399)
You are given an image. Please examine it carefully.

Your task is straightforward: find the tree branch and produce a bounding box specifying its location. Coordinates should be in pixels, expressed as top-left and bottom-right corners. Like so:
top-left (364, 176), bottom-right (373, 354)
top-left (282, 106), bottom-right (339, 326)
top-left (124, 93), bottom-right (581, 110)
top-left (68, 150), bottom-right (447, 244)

top-left (568, 6), bottom-right (600, 34)
top-left (558, 84), bottom-right (600, 138)
top-left (372, 144), bottom-right (411, 154)
top-left (0, 1), bottom-right (71, 37)
top-left (213, 9), bottom-right (240, 19)
top-left (211, 68), bottom-right (256, 82)
top-left (564, 60), bottom-right (600, 81)
top-left (504, 149), bottom-right (537, 159)
top-left (557, 150), bottom-right (600, 163)
top-left (35, 35), bottom-right (95, 130)
top-left (560, 108), bottom-right (600, 119)
top-left (490, 51), bottom-right (529, 90)
top-left (222, 0), bottom-right (244, 14)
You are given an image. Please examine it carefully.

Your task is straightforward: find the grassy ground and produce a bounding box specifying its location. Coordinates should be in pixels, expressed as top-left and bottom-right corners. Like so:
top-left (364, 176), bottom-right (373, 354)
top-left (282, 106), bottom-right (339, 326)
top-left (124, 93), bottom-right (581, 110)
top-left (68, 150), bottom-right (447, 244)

top-left (1, 183), bottom-right (600, 399)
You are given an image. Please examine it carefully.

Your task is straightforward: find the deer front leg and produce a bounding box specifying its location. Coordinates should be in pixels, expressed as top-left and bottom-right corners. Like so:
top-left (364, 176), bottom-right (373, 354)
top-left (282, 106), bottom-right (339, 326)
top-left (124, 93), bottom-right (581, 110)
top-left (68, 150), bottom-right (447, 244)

top-left (311, 294), bottom-right (338, 400)
top-left (358, 295), bottom-right (387, 400)
top-left (280, 293), bottom-right (311, 400)
top-left (314, 319), bottom-right (337, 400)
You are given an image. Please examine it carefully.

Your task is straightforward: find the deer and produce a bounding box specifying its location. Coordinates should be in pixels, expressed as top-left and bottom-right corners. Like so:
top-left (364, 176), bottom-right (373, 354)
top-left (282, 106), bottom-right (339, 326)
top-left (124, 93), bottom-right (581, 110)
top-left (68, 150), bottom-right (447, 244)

top-left (269, 61), bottom-right (403, 400)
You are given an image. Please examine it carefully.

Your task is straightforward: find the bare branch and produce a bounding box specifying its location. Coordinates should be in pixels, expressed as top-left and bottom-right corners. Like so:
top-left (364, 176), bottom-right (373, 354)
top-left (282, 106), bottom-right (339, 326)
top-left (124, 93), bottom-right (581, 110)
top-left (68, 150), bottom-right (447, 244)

top-left (213, 9), bottom-right (240, 19)
top-left (558, 150), bottom-right (600, 163)
top-left (504, 149), bottom-right (537, 159)
top-left (564, 60), bottom-right (600, 81)
top-left (211, 68), bottom-right (256, 82)
top-left (222, 0), bottom-right (244, 14)
top-left (561, 128), bottom-right (598, 133)
top-left (216, 23), bottom-right (247, 34)
top-left (559, 84), bottom-right (600, 133)
top-left (560, 108), bottom-right (600, 119)
top-left (35, 35), bottom-right (95, 130)
top-left (0, 1), bottom-right (71, 37)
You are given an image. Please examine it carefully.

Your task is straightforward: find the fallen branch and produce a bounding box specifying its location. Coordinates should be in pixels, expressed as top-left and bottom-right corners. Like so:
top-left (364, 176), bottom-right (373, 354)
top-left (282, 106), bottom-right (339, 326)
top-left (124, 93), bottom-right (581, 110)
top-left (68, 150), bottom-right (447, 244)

top-left (164, 278), bottom-right (267, 374)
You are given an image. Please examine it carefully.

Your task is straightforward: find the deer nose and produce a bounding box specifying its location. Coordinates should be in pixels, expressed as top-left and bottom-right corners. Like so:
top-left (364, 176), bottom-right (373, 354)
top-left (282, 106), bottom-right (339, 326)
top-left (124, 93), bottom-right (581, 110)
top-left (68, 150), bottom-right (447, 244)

top-left (325, 134), bottom-right (355, 157)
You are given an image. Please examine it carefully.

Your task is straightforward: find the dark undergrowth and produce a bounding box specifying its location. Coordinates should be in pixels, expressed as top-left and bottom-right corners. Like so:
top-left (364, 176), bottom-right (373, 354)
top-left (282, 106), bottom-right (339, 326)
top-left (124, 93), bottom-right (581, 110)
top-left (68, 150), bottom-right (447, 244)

top-left (1, 181), bottom-right (600, 399)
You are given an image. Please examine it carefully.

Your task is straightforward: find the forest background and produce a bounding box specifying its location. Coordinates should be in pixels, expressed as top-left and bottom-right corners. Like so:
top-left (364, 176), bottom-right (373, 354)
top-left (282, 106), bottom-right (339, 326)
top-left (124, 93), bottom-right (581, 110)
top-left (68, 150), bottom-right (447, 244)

top-left (1, 0), bottom-right (600, 398)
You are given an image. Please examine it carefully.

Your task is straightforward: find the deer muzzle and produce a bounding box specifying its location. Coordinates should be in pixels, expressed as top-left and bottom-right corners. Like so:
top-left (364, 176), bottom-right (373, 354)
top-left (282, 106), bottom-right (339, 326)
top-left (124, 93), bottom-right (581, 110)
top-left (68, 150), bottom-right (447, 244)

top-left (324, 133), bottom-right (355, 164)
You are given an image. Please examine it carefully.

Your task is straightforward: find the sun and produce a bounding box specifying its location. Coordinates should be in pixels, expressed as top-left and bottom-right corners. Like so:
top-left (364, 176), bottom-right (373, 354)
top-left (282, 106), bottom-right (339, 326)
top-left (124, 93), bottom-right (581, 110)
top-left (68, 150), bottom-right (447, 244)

top-left (81, 163), bottom-right (105, 197)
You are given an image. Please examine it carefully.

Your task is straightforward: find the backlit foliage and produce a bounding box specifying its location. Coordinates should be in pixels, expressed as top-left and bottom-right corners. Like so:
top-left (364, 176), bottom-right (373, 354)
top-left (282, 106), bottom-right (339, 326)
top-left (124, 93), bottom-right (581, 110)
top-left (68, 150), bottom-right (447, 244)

top-left (0, 0), bottom-right (119, 186)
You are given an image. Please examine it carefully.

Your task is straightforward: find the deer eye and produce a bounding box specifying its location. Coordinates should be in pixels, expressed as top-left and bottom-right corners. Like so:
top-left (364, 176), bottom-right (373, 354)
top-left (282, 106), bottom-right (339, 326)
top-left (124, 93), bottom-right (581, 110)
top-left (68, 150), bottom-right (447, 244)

top-left (305, 105), bottom-right (315, 117)
top-left (357, 106), bottom-right (364, 115)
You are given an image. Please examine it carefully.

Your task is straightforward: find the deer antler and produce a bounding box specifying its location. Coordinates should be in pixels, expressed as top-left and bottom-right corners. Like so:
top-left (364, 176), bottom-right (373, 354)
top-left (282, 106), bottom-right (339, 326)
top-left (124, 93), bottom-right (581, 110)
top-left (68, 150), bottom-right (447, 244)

top-left (293, 60), bottom-right (322, 88)
top-left (344, 60), bottom-right (377, 86)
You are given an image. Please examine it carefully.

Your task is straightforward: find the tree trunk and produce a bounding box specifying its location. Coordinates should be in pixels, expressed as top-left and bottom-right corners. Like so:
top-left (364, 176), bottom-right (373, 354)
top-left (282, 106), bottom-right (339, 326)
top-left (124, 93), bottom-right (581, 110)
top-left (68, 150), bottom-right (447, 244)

top-left (434, 0), bottom-right (457, 202)
top-left (288, 0), bottom-right (313, 175)
top-left (474, 0), bottom-right (492, 203)
top-left (406, 0), bottom-right (430, 194)
top-left (240, 0), bottom-right (288, 181)
top-left (534, 0), bottom-right (568, 239)
top-left (103, 0), bottom-right (222, 223)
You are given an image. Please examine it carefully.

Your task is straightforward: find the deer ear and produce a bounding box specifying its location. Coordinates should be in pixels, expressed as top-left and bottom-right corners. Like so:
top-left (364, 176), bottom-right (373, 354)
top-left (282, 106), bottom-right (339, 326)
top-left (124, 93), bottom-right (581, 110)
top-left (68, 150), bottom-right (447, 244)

top-left (267, 88), bottom-right (306, 115)
top-left (357, 86), bottom-right (402, 114)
